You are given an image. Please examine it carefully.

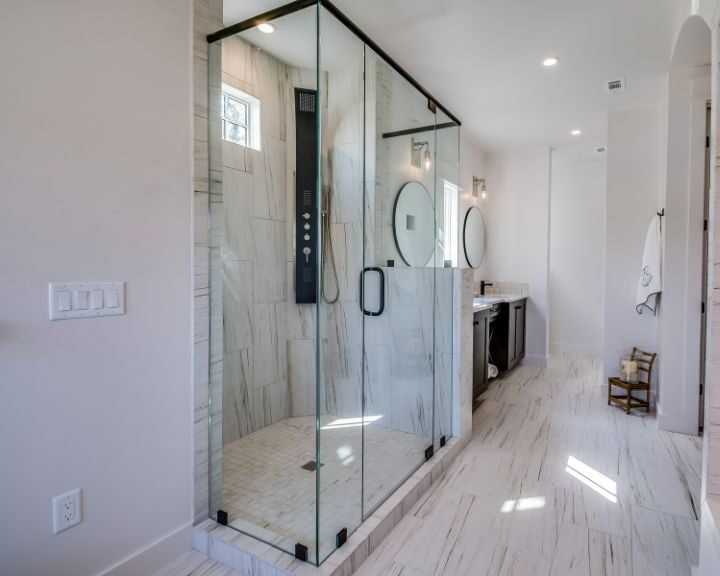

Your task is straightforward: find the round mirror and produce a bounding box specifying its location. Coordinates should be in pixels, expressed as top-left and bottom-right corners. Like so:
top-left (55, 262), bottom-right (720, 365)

top-left (463, 206), bottom-right (486, 268)
top-left (393, 181), bottom-right (435, 267)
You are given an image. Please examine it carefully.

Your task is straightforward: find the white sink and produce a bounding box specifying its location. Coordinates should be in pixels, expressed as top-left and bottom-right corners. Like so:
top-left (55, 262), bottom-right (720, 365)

top-left (473, 294), bottom-right (526, 308)
top-left (473, 296), bottom-right (504, 306)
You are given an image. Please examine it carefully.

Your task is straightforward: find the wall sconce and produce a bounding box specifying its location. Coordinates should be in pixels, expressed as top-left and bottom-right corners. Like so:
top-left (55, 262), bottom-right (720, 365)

top-left (411, 137), bottom-right (431, 172)
top-left (473, 177), bottom-right (487, 200)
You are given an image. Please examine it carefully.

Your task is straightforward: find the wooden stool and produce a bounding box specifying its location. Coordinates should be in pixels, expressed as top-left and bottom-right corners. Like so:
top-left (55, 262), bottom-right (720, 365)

top-left (608, 347), bottom-right (656, 414)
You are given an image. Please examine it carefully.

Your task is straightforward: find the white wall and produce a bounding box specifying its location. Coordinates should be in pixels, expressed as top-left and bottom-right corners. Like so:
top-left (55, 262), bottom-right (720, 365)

top-left (549, 150), bottom-right (607, 354)
top-left (484, 147), bottom-right (551, 365)
top-left (459, 135), bottom-right (487, 274)
top-left (659, 64), bottom-right (710, 434)
top-left (603, 106), bottom-right (662, 385)
top-left (0, 1), bottom-right (193, 575)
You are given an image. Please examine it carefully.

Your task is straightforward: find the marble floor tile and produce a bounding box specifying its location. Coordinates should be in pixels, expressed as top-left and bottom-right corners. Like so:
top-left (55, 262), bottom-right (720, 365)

top-left (221, 415), bottom-right (428, 563)
top-left (151, 550), bottom-right (242, 576)
top-left (354, 353), bottom-right (702, 576)
top-left (588, 529), bottom-right (633, 576)
top-left (163, 353), bottom-right (701, 576)
top-left (471, 540), bottom-right (552, 576)
top-left (631, 506), bottom-right (699, 576)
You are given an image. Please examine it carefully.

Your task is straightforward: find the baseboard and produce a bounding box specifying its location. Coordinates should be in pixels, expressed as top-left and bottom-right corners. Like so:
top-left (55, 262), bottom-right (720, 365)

top-left (550, 342), bottom-right (603, 355)
top-left (100, 522), bottom-right (194, 576)
top-left (521, 354), bottom-right (548, 368)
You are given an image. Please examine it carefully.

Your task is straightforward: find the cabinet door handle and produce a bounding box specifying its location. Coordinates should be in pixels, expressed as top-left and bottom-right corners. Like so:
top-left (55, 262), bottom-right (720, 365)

top-left (473, 321), bottom-right (479, 326)
top-left (514, 305), bottom-right (522, 310)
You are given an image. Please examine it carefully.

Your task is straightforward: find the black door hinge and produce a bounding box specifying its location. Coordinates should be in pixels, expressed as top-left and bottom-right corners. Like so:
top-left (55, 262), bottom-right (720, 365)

top-left (216, 509), bottom-right (228, 526)
top-left (425, 445), bottom-right (434, 461)
top-left (336, 527), bottom-right (348, 548)
top-left (295, 543), bottom-right (308, 562)
top-left (707, 136), bottom-right (711, 149)
top-left (440, 435), bottom-right (447, 447)
top-left (704, 219), bottom-right (708, 231)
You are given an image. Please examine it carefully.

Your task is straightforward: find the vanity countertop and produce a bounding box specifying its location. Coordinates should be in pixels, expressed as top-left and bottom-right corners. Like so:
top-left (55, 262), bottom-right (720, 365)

top-left (473, 294), bottom-right (527, 312)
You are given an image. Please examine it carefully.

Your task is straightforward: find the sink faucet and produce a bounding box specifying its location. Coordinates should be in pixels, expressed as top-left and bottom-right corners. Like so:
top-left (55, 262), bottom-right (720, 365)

top-left (480, 281), bottom-right (493, 295)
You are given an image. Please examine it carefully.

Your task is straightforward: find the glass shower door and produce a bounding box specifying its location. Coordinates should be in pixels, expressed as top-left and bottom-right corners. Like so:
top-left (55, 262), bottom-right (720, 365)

top-left (316, 4), bottom-right (365, 564)
top-left (433, 109), bottom-right (459, 449)
top-left (361, 47), bottom-right (437, 518)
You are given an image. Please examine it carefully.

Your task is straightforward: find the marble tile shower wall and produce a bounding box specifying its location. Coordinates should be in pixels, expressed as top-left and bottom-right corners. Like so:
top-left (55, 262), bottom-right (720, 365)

top-left (211, 37), bottom-right (454, 462)
top-left (215, 36), bottom-right (322, 446)
top-left (195, 0), bottom-right (223, 525)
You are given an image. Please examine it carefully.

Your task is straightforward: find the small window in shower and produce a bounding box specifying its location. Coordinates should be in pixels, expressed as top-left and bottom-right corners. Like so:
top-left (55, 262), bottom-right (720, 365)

top-left (221, 83), bottom-right (261, 150)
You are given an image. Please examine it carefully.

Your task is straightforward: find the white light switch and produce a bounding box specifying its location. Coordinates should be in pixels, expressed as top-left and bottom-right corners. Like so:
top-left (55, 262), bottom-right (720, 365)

top-left (90, 289), bottom-right (103, 309)
top-left (104, 289), bottom-right (119, 308)
top-left (57, 291), bottom-right (72, 311)
top-left (75, 290), bottom-right (89, 310)
top-left (49, 282), bottom-right (125, 320)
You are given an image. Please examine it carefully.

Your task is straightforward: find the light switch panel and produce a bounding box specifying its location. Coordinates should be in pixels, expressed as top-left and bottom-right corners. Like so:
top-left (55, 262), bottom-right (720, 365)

top-left (75, 290), bottom-right (89, 310)
top-left (49, 282), bottom-right (125, 320)
top-left (57, 291), bottom-right (72, 311)
top-left (90, 289), bottom-right (103, 309)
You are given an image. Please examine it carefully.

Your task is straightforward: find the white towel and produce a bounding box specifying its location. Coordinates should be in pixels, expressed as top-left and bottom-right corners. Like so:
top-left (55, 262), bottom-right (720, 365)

top-left (636, 214), bottom-right (662, 314)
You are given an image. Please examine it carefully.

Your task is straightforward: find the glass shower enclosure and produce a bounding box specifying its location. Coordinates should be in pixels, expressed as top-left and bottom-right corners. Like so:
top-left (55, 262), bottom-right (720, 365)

top-left (207, 0), bottom-right (460, 565)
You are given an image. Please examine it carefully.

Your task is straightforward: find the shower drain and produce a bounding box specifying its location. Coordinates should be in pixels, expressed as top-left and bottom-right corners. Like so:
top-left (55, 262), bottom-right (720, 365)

top-left (301, 460), bottom-right (323, 471)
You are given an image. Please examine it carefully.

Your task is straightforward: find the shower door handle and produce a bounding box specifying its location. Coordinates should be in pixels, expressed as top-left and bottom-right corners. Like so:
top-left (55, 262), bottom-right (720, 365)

top-left (360, 267), bottom-right (385, 317)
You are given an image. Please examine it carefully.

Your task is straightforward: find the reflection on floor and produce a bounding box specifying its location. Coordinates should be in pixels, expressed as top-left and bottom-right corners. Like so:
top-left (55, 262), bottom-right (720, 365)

top-left (356, 353), bottom-right (703, 576)
top-left (222, 414), bottom-right (429, 562)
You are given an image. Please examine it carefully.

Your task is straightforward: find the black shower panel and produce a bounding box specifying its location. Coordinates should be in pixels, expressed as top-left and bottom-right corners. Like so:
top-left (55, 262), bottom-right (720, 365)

top-left (294, 87), bottom-right (318, 304)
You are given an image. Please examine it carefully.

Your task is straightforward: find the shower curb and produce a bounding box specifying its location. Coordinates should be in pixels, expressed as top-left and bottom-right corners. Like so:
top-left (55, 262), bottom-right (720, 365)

top-left (193, 432), bottom-right (471, 575)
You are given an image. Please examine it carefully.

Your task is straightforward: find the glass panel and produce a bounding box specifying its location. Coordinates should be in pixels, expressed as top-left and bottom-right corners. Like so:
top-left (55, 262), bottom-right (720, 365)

top-left (209, 2), bottom-right (458, 567)
top-left (433, 108), bottom-right (459, 449)
top-left (317, 6), bottom-right (365, 564)
top-left (225, 96), bottom-right (247, 124)
top-left (223, 121), bottom-right (247, 146)
top-left (208, 38), bottom-right (224, 529)
top-left (362, 46), bottom-right (436, 519)
top-left (207, 4), bottom-right (319, 562)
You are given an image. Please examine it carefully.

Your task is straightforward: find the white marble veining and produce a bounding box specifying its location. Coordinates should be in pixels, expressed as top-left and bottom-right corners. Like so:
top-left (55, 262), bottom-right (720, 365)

top-left (194, 0), bottom-right (223, 525)
top-left (355, 352), bottom-right (703, 576)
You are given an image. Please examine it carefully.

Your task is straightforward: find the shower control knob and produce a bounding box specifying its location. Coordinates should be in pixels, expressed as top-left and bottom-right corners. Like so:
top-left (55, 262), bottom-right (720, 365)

top-left (302, 246), bottom-right (311, 263)
top-left (304, 223), bottom-right (310, 230)
top-left (304, 234), bottom-right (310, 241)
top-left (302, 212), bottom-right (311, 220)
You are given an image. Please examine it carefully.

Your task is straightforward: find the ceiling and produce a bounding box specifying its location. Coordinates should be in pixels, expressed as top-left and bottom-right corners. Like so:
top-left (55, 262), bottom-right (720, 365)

top-left (223, 0), bottom-right (691, 151)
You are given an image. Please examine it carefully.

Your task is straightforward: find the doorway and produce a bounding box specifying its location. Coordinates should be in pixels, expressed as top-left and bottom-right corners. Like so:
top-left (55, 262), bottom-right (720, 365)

top-left (700, 103), bottom-right (711, 430)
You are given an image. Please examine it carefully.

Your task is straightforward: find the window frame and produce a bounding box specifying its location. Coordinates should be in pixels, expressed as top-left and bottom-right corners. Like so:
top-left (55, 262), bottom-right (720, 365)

top-left (221, 83), bottom-right (261, 150)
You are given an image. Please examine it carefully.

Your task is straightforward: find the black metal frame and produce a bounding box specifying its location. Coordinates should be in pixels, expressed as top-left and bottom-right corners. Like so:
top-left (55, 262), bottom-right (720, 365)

top-left (382, 122), bottom-right (458, 139)
top-left (206, 0), bottom-right (461, 127)
top-left (463, 206), bottom-right (486, 269)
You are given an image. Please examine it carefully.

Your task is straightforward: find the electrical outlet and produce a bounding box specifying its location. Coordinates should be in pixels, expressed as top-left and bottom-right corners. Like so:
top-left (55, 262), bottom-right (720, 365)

top-left (52, 489), bottom-right (82, 534)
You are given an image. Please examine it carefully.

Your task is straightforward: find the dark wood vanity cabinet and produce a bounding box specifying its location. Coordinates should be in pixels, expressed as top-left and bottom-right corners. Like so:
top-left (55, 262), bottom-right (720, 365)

top-left (472, 298), bottom-right (527, 408)
top-left (507, 299), bottom-right (527, 370)
top-left (473, 309), bottom-right (490, 407)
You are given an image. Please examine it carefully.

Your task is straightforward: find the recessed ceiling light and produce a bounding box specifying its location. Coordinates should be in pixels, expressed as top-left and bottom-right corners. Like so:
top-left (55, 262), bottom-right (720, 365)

top-left (543, 57), bottom-right (559, 67)
top-left (257, 22), bottom-right (275, 34)
top-left (571, 129), bottom-right (582, 136)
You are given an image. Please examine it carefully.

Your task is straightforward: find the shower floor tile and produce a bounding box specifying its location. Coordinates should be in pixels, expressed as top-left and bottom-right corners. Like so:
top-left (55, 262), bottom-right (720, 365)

top-left (221, 415), bottom-right (430, 562)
